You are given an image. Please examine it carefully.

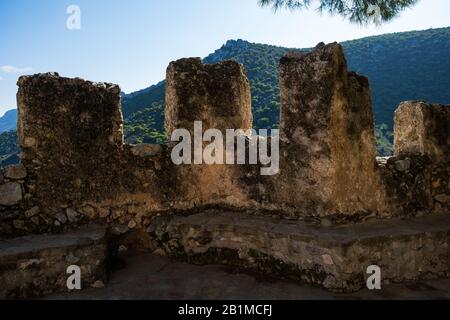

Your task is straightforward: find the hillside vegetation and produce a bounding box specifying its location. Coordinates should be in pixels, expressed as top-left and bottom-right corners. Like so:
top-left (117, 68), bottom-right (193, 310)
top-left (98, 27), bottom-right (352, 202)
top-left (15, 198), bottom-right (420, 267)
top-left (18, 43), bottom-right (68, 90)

top-left (1, 27), bottom-right (449, 167)
top-left (0, 131), bottom-right (19, 167)
top-left (0, 109), bottom-right (17, 133)
top-left (122, 27), bottom-right (450, 156)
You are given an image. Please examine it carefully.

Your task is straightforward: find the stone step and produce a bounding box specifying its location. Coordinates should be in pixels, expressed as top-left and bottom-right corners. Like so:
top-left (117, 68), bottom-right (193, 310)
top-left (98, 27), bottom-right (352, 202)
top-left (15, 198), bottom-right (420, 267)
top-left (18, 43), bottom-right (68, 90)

top-left (0, 226), bottom-right (108, 299)
top-left (148, 211), bottom-right (450, 292)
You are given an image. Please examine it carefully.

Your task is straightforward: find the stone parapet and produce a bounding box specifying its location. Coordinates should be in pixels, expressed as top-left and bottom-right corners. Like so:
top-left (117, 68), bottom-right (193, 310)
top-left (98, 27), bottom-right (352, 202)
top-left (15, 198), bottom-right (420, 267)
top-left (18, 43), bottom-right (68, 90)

top-left (274, 43), bottom-right (386, 217)
top-left (394, 101), bottom-right (449, 161)
top-left (0, 42), bottom-right (449, 295)
top-left (0, 43), bottom-right (447, 239)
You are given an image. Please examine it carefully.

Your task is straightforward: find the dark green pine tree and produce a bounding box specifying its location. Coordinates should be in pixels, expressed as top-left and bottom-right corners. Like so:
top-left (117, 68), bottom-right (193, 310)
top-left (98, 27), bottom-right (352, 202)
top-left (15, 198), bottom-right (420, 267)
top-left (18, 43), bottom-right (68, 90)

top-left (258, 0), bottom-right (419, 24)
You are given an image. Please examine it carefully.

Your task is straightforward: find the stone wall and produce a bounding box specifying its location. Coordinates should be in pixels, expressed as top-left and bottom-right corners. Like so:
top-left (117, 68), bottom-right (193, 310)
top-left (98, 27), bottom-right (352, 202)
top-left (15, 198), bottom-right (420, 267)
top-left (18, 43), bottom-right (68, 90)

top-left (17, 73), bottom-right (124, 207)
top-left (395, 101), bottom-right (449, 161)
top-left (148, 210), bottom-right (450, 292)
top-left (0, 43), bottom-right (448, 240)
top-left (2, 73), bottom-right (175, 237)
top-left (0, 164), bottom-right (27, 235)
top-left (273, 43), bottom-right (386, 218)
top-left (381, 101), bottom-right (449, 216)
top-left (0, 227), bottom-right (108, 299)
top-left (164, 58), bottom-right (256, 210)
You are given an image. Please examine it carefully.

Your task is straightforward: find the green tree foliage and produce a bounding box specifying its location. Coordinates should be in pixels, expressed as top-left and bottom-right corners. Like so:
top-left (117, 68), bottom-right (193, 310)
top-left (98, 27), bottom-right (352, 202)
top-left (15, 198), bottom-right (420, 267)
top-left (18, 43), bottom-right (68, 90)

top-left (0, 130), bottom-right (19, 167)
top-left (121, 82), bottom-right (166, 145)
top-left (375, 123), bottom-right (394, 156)
top-left (124, 101), bottom-right (166, 144)
top-left (258, 0), bottom-right (419, 24)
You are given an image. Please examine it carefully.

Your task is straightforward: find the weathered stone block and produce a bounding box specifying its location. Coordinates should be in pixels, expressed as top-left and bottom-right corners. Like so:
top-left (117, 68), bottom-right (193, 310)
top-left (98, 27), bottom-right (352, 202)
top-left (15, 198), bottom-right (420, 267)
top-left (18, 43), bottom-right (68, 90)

top-left (130, 144), bottom-right (163, 157)
top-left (0, 226), bottom-right (108, 299)
top-left (275, 43), bottom-right (385, 217)
top-left (165, 58), bottom-right (252, 136)
top-left (394, 101), bottom-right (449, 161)
top-left (164, 58), bottom-right (254, 209)
top-left (66, 208), bottom-right (80, 223)
top-left (3, 164), bottom-right (27, 180)
top-left (16, 73), bottom-right (125, 207)
top-left (0, 182), bottom-right (22, 206)
top-left (24, 206), bottom-right (40, 218)
top-left (378, 155), bottom-right (435, 216)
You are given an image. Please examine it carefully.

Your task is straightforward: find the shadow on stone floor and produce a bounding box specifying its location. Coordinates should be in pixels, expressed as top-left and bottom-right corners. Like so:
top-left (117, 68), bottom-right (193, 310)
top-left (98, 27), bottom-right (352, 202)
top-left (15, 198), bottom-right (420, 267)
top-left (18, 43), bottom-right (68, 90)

top-left (44, 252), bottom-right (450, 300)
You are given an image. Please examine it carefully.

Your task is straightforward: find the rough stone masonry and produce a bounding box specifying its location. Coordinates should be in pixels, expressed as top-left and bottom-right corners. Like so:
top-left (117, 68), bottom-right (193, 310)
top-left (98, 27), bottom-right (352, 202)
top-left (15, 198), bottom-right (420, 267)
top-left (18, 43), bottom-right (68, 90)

top-left (0, 42), bottom-right (448, 296)
top-left (274, 43), bottom-right (386, 218)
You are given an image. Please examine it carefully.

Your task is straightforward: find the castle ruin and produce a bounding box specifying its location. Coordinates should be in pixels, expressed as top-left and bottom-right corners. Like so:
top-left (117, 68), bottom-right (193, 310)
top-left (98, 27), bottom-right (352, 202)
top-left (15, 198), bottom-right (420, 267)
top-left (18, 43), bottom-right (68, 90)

top-left (0, 43), bottom-right (449, 298)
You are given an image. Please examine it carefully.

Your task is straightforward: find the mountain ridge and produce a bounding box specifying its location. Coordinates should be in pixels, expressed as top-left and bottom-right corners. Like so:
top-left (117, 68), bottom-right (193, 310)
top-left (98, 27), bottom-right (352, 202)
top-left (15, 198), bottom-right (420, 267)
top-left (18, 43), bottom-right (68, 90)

top-left (1, 27), bottom-right (449, 166)
top-left (122, 27), bottom-right (450, 156)
top-left (0, 109), bottom-right (17, 133)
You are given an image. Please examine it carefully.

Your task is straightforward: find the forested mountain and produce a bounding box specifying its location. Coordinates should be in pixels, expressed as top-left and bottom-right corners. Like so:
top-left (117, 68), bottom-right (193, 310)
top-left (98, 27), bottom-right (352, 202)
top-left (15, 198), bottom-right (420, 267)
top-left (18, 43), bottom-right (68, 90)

top-left (342, 28), bottom-right (450, 127)
top-left (0, 109), bottom-right (17, 133)
top-left (1, 27), bottom-right (449, 167)
top-left (122, 27), bottom-right (450, 156)
top-left (0, 130), bottom-right (19, 167)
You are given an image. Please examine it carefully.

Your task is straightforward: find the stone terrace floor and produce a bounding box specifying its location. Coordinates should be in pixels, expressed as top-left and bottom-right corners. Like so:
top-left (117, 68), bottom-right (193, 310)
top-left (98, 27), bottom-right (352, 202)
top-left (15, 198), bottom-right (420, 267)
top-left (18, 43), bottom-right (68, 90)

top-left (45, 252), bottom-right (450, 300)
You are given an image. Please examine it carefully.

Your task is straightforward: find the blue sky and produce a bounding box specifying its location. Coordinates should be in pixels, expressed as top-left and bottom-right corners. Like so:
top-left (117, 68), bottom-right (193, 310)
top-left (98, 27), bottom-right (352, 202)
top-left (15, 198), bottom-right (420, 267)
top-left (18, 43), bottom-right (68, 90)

top-left (1, 0), bottom-right (449, 116)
